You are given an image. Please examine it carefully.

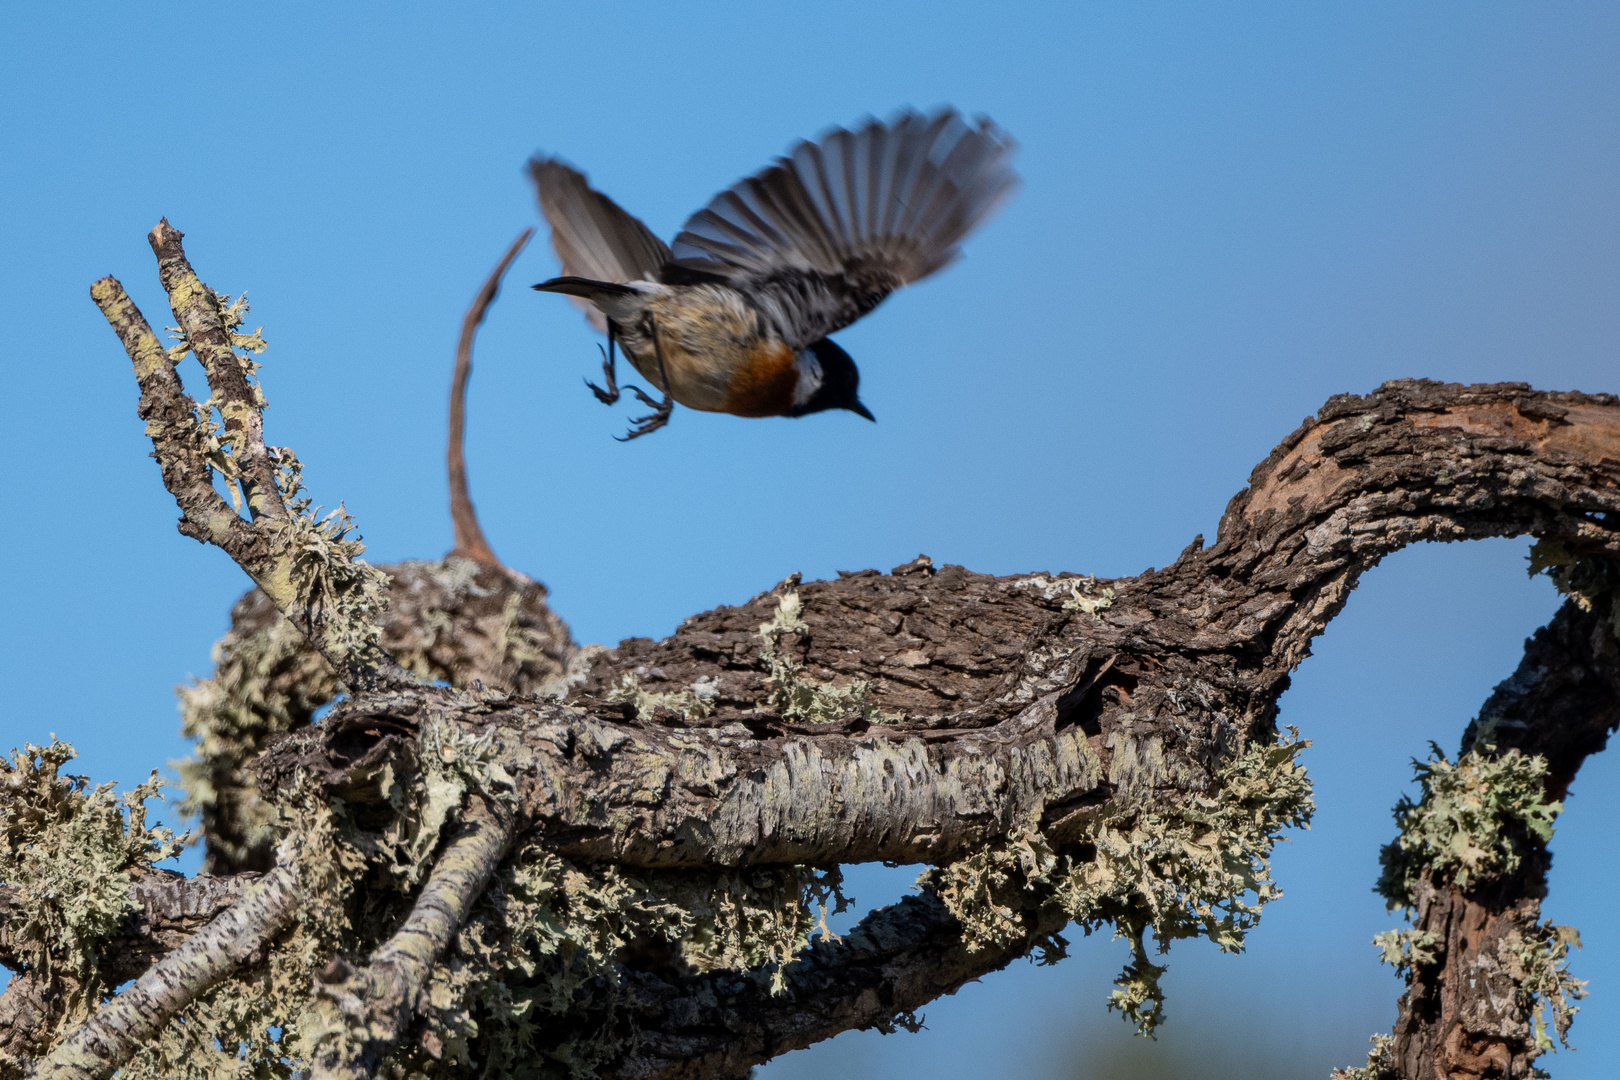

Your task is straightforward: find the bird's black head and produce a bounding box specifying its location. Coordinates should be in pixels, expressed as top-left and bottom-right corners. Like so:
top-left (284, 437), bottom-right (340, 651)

top-left (791, 339), bottom-right (875, 421)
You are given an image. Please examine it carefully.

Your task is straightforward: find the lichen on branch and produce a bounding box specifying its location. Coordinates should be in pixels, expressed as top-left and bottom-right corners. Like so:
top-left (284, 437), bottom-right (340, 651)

top-left (0, 741), bottom-right (182, 1075)
top-left (1375, 747), bottom-right (1560, 911)
top-left (927, 728), bottom-right (1313, 1035)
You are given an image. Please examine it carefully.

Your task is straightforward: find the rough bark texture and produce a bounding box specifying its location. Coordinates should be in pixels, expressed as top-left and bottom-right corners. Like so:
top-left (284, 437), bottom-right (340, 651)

top-left (1387, 596), bottom-right (1620, 1079)
top-left (240, 383), bottom-right (1620, 877)
top-left (60, 226), bottom-right (1620, 1079)
top-left (30, 866), bottom-right (300, 1080)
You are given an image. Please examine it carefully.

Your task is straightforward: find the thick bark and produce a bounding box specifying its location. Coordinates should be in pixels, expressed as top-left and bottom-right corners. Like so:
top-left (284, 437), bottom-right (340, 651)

top-left (1388, 597), bottom-right (1620, 1079)
top-left (237, 382), bottom-right (1620, 882)
top-left (83, 224), bottom-right (1620, 1078)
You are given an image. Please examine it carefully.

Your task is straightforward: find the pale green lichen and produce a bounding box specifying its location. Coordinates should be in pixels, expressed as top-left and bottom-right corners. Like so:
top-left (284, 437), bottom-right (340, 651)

top-left (165, 291), bottom-right (267, 513)
top-left (928, 729), bottom-right (1313, 1036)
top-left (1503, 921), bottom-right (1587, 1054)
top-left (1527, 538), bottom-right (1620, 631)
top-left (1375, 747), bottom-right (1559, 911)
top-left (1330, 1034), bottom-right (1396, 1080)
top-left (1062, 576), bottom-right (1115, 617)
top-left (756, 586), bottom-right (898, 725)
top-left (1372, 927), bottom-right (1440, 977)
top-left (606, 673), bottom-right (718, 722)
top-left (132, 710), bottom-right (847, 1080)
top-left (267, 451), bottom-right (390, 660)
top-left (0, 741), bottom-right (183, 1065)
top-left (124, 790), bottom-right (363, 1080)
top-left (177, 614), bottom-right (336, 870)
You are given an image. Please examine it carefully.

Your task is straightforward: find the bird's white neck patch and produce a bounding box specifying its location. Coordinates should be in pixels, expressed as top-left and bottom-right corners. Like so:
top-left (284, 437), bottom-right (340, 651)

top-left (793, 351), bottom-right (824, 407)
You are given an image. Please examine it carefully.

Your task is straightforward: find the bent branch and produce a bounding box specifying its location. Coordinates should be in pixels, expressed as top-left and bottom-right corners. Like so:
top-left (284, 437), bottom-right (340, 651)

top-left (449, 229), bottom-right (532, 568)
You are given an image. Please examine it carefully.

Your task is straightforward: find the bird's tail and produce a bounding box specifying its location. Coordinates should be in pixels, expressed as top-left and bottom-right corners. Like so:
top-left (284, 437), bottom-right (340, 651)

top-left (531, 276), bottom-right (638, 304)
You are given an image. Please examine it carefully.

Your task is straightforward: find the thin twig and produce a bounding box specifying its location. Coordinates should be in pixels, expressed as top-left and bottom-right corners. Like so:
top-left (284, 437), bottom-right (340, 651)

top-left (449, 229), bottom-right (533, 567)
top-left (30, 866), bottom-right (301, 1080)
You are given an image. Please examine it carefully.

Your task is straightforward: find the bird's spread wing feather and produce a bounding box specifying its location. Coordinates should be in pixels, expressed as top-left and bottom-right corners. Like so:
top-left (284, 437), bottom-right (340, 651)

top-left (668, 108), bottom-right (1017, 346)
top-left (529, 157), bottom-right (671, 333)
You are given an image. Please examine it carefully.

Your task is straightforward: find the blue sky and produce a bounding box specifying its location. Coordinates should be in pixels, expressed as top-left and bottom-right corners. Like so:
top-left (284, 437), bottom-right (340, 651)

top-left (2, 3), bottom-right (1618, 1077)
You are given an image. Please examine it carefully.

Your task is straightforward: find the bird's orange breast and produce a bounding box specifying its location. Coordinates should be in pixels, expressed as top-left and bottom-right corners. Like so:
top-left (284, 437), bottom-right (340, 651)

top-left (722, 341), bottom-right (799, 417)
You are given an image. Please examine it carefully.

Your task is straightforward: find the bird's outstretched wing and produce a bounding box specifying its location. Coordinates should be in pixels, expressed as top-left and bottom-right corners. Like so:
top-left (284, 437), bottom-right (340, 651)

top-left (668, 108), bottom-right (1018, 347)
top-left (529, 157), bottom-right (672, 333)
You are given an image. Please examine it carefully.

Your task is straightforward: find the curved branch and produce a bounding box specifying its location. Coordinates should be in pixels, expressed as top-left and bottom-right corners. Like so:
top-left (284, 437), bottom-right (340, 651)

top-left (449, 229), bottom-right (533, 568)
top-left (1384, 595), bottom-right (1620, 1079)
top-left (604, 890), bottom-right (1065, 1080)
top-left (266, 377), bottom-right (1620, 875)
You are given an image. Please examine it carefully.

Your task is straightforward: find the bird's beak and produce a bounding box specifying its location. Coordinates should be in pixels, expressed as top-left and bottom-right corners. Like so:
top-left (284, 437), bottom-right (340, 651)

top-left (849, 401), bottom-right (876, 422)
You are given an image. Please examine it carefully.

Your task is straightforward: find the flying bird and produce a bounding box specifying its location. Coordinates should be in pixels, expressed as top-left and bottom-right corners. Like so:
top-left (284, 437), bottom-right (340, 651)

top-left (529, 108), bottom-right (1018, 439)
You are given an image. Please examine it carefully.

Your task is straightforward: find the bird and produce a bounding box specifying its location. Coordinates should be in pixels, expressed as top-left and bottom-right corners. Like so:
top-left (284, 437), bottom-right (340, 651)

top-left (529, 107), bottom-right (1018, 439)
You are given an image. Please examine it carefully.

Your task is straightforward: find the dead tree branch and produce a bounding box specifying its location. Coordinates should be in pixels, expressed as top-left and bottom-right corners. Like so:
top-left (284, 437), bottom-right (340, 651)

top-left (449, 229), bottom-right (532, 568)
top-left (29, 865), bottom-right (300, 1080)
top-left (92, 224), bottom-right (410, 692)
top-left (1372, 593), bottom-right (1620, 1079)
top-left (78, 224), bottom-right (1620, 1079)
top-left (311, 797), bottom-right (517, 1080)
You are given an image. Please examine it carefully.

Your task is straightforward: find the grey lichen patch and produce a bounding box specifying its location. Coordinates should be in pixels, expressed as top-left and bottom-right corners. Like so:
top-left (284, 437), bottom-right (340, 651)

top-left (138, 710), bottom-right (846, 1080)
top-left (123, 792), bottom-right (364, 1080)
top-left (606, 672), bottom-right (718, 722)
top-left (394, 848), bottom-right (843, 1079)
top-left (1330, 1034), bottom-right (1396, 1080)
top-left (1008, 574), bottom-right (1114, 616)
top-left (1503, 921), bottom-right (1587, 1054)
top-left (266, 452), bottom-right (390, 662)
top-left (756, 586), bottom-right (899, 725)
top-left (178, 559), bottom-right (575, 873)
top-left (1372, 927), bottom-right (1440, 977)
top-left (0, 741), bottom-right (183, 1062)
top-left (1375, 748), bottom-right (1560, 911)
top-left (178, 613), bottom-right (335, 872)
top-left (1062, 576), bottom-right (1115, 617)
top-left (928, 729), bottom-right (1313, 1036)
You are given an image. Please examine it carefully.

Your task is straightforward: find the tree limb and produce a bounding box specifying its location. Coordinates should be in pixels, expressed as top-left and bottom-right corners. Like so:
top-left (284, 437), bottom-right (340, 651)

top-left (449, 229), bottom-right (532, 568)
top-left (92, 223), bottom-right (410, 691)
top-left (252, 378), bottom-right (1620, 876)
top-left (311, 797), bottom-right (517, 1080)
top-left (1381, 594), bottom-right (1620, 1079)
top-left (29, 866), bottom-right (300, 1080)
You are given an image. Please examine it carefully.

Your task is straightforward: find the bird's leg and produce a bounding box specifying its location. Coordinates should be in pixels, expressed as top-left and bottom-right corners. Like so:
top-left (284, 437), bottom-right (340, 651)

top-left (616, 314), bottom-right (676, 441)
top-left (586, 321), bottom-right (622, 405)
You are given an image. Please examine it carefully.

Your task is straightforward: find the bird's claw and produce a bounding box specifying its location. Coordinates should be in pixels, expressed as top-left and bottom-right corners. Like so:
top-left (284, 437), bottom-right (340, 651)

top-left (586, 343), bottom-right (621, 404)
top-left (614, 385), bottom-right (674, 441)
